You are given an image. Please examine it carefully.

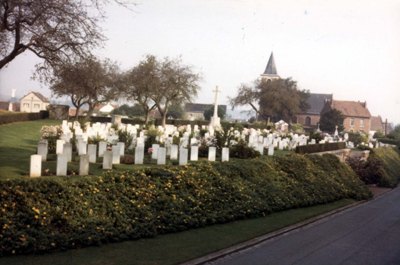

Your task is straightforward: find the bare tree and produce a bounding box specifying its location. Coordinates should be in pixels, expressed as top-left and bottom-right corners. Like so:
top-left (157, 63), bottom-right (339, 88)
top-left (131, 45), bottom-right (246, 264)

top-left (154, 57), bottom-right (200, 127)
top-left (121, 55), bottom-right (201, 126)
top-left (121, 55), bottom-right (159, 124)
top-left (47, 56), bottom-right (120, 118)
top-left (0, 0), bottom-right (133, 70)
top-left (229, 83), bottom-right (261, 118)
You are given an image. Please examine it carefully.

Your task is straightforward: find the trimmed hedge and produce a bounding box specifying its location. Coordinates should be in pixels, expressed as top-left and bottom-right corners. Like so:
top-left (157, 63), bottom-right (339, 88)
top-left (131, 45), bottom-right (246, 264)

top-left (0, 154), bottom-right (371, 256)
top-left (0, 111), bottom-right (49, 125)
top-left (296, 142), bottom-right (346, 154)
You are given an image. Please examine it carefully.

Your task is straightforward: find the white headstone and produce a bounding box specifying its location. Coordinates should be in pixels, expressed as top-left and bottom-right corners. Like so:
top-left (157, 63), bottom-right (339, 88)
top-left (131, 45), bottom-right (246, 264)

top-left (268, 144), bottom-right (274, 156)
top-left (112, 145), bottom-right (120, 164)
top-left (135, 144), bottom-right (144, 165)
top-left (151, 144), bottom-right (159, 159)
top-left (179, 148), bottom-right (188, 165)
top-left (56, 154), bottom-right (68, 176)
top-left (190, 145), bottom-right (199, 161)
top-left (117, 142), bottom-right (125, 156)
top-left (98, 141), bottom-right (107, 157)
top-left (88, 144), bottom-right (97, 163)
top-left (208, 146), bottom-right (216, 161)
top-left (258, 143), bottom-right (264, 155)
top-left (30, 155), bottom-right (42, 177)
top-left (63, 142), bottom-right (72, 162)
top-left (37, 141), bottom-right (48, 161)
top-left (79, 155), bottom-right (89, 175)
top-left (157, 147), bottom-right (167, 165)
top-left (170, 144), bottom-right (178, 160)
top-left (221, 147), bottom-right (229, 162)
top-left (103, 151), bottom-right (113, 169)
top-left (56, 139), bottom-right (65, 155)
top-left (77, 140), bottom-right (87, 155)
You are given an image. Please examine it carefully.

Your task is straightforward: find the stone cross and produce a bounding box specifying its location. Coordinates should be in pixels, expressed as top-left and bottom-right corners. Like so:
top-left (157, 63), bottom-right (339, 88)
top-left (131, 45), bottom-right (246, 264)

top-left (210, 86), bottom-right (221, 128)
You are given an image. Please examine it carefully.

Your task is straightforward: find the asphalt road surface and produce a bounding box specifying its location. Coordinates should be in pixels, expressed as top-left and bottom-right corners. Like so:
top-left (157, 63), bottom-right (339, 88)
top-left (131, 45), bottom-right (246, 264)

top-left (208, 188), bottom-right (400, 265)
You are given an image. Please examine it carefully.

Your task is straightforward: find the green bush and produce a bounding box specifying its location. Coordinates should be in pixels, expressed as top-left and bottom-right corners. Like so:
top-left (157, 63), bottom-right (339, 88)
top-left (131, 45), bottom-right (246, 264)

top-left (0, 154), bottom-right (371, 256)
top-left (230, 140), bottom-right (261, 159)
top-left (347, 147), bottom-right (400, 188)
top-left (295, 142), bottom-right (346, 154)
top-left (0, 111), bottom-right (48, 125)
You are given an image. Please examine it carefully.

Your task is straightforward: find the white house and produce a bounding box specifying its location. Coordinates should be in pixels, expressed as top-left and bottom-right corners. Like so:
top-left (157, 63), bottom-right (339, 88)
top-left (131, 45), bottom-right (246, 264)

top-left (20, 92), bottom-right (50, 113)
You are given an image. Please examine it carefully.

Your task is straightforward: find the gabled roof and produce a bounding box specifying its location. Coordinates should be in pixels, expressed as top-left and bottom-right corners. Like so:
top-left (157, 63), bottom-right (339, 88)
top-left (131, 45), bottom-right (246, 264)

top-left (20, 92), bottom-right (50, 103)
top-left (303, 93), bottom-right (333, 115)
top-left (370, 116), bottom-right (384, 131)
top-left (185, 103), bottom-right (227, 113)
top-left (329, 100), bottom-right (371, 118)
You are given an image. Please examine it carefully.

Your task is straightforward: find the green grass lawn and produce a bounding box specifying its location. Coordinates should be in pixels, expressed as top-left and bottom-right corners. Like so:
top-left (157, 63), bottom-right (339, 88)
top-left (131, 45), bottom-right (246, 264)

top-left (0, 120), bottom-right (60, 179)
top-left (0, 199), bottom-right (355, 265)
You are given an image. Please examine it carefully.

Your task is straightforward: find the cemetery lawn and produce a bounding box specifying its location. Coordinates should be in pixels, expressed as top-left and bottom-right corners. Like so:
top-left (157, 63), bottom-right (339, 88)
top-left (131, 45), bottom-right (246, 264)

top-left (0, 198), bottom-right (355, 265)
top-left (0, 120), bottom-right (60, 179)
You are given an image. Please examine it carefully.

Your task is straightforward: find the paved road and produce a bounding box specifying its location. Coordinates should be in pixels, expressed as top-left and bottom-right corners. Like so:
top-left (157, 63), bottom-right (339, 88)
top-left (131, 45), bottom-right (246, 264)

top-left (208, 188), bottom-right (400, 265)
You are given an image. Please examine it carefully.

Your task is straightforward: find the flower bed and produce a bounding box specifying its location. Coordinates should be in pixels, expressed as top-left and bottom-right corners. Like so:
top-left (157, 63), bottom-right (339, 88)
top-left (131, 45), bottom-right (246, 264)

top-left (0, 154), bottom-right (371, 256)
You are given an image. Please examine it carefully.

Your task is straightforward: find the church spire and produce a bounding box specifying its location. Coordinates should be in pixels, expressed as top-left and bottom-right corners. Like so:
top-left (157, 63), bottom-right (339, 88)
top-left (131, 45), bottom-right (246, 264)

top-left (264, 52), bottom-right (277, 75)
top-left (261, 52), bottom-right (280, 80)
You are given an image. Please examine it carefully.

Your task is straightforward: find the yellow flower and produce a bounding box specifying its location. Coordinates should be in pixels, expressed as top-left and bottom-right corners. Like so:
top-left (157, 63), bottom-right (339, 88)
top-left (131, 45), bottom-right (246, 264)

top-left (32, 207), bottom-right (40, 215)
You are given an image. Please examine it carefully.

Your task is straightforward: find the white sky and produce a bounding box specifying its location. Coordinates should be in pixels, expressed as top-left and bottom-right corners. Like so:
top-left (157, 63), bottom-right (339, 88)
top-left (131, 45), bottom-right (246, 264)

top-left (0, 0), bottom-right (399, 124)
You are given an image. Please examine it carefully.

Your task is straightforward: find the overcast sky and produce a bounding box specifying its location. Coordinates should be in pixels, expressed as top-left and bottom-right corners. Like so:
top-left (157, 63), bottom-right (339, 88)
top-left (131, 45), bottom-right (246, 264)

top-left (0, 0), bottom-right (399, 124)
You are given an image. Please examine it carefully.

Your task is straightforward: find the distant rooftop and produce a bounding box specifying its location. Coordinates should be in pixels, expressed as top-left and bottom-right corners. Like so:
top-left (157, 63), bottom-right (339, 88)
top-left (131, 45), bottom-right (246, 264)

top-left (304, 93), bottom-right (333, 115)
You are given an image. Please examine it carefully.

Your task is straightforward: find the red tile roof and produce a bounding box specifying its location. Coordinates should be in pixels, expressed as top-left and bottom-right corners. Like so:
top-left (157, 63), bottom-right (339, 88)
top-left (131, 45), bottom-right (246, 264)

top-left (370, 116), bottom-right (384, 131)
top-left (330, 100), bottom-right (371, 118)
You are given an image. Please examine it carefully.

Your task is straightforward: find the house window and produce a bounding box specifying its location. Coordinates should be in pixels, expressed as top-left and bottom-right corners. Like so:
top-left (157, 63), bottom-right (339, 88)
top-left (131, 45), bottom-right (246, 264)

top-left (350, 118), bottom-right (355, 128)
top-left (305, 116), bottom-right (311, 126)
top-left (23, 103), bottom-right (29, 108)
top-left (34, 104), bottom-right (40, 109)
top-left (360, 119), bottom-right (364, 128)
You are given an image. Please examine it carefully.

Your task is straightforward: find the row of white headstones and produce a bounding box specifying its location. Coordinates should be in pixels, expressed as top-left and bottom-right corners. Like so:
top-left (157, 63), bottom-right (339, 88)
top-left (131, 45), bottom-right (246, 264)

top-left (29, 120), bottom-right (347, 178)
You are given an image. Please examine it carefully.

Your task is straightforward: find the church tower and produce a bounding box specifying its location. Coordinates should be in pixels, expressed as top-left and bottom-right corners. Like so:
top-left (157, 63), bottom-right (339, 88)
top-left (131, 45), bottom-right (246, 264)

top-left (260, 52), bottom-right (280, 81)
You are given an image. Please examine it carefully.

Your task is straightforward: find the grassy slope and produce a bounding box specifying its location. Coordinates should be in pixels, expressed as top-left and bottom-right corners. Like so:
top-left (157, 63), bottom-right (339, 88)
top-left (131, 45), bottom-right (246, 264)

top-left (0, 199), bottom-right (354, 265)
top-left (373, 147), bottom-right (400, 187)
top-left (0, 120), bottom-right (60, 179)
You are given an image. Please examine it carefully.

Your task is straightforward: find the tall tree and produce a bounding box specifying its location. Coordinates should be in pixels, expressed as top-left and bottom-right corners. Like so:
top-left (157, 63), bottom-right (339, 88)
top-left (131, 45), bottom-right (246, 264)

top-left (228, 83), bottom-right (261, 118)
top-left (258, 78), bottom-right (309, 122)
top-left (46, 56), bottom-right (120, 118)
top-left (319, 109), bottom-right (344, 133)
top-left (154, 56), bottom-right (200, 127)
top-left (121, 55), bottom-right (159, 124)
top-left (230, 77), bottom-right (309, 123)
top-left (0, 0), bottom-right (110, 70)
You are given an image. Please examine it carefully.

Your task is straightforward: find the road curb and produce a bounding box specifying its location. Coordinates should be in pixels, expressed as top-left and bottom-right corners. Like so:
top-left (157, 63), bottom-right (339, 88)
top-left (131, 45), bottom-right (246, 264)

top-left (180, 200), bottom-right (366, 265)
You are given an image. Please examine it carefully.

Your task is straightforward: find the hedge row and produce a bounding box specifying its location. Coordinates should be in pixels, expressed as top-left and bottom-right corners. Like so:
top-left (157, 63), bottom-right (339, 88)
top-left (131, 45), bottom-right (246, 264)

top-left (295, 142), bottom-right (346, 154)
top-left (0, 111), bottom-right (49, 125)
top-left (0, 154), bottom-right (371, 256)
top-left (377, 138), bottom-right (400, 148)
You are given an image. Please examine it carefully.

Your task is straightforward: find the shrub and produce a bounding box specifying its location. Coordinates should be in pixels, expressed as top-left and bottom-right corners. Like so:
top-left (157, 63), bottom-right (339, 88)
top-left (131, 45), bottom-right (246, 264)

top-left (117, 129), bottom-right (133, 151)
top-left (295, 142), bottom-right (346, 154)
top-left (0, 154), bottom-right (371, 256)
top-left (347, 132), bottom-right (368, 146)
top-left (40, 125), bottom-right (62, 153)
top-left (347, 147), bottom-right (400, 188)
top-left (121, 155), bottom-right (135, 164)
top-left (230, 140), bottom-right (260, 159)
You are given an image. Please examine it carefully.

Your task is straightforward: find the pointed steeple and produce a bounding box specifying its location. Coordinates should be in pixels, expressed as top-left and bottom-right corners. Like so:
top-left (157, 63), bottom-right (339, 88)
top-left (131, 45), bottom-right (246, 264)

top-left (260, 52), bottom-right (280, 80)
top-left (264, 52), bottom-right (277, 75)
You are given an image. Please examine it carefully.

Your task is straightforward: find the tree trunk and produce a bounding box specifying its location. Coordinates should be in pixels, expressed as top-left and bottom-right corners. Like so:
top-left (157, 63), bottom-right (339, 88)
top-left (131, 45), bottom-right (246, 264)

top-left (162, 111), bottom-right (168, 128)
